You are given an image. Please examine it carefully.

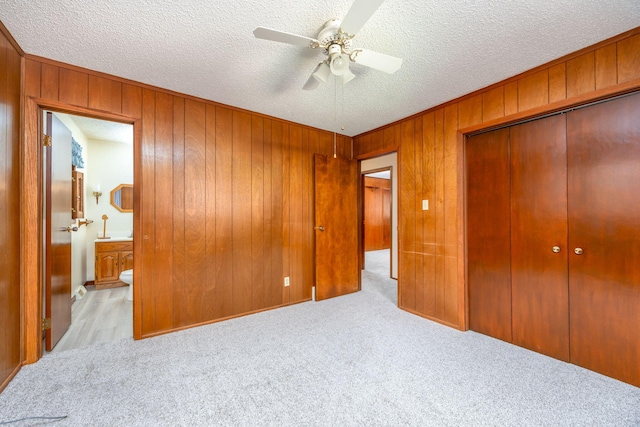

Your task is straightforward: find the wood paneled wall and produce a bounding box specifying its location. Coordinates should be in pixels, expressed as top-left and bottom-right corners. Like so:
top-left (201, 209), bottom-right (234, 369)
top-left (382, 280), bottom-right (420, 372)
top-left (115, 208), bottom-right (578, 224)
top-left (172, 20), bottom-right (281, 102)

top-left (353, 28), bottom-right (640, 329)
top-left (0, 25), bottom-right (22, 392)
top-left (23, 56), bottom-right (352, 340)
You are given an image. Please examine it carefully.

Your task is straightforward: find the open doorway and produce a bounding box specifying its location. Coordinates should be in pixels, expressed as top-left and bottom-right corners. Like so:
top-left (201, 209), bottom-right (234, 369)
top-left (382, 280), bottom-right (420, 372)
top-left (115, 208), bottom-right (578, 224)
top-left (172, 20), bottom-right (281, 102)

top-left (361, 152), bottom-right (398, 280)
top-left (43, 111), bottom-right (134, 354)
top-left (363, 170), bottom-right (391, 274)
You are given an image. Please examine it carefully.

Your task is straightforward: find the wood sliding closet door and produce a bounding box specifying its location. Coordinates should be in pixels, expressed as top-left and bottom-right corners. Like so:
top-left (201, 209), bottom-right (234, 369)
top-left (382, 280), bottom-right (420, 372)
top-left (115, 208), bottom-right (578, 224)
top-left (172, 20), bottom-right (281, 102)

top-left (466, 128), bottom-right (512, 342)
top-left (567, 92), bottom-right (640, 387)
top-left (467, 92), bottom-right (640, 387)
top-left (510, 115), bottom-right (569, 362)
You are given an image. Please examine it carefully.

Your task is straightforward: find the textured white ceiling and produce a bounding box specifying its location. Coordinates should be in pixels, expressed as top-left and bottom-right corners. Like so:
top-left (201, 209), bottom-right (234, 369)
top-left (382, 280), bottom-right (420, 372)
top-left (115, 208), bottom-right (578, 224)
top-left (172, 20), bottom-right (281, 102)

top-left (2, 0), bottom-right (639, 136)
top-left (66, 114), bottom-right (133, 145)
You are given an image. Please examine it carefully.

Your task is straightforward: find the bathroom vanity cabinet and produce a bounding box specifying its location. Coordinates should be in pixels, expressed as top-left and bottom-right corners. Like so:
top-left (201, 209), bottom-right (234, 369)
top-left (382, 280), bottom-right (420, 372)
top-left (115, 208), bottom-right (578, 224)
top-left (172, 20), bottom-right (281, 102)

top-left (95, 240), bottom-right (133, 290)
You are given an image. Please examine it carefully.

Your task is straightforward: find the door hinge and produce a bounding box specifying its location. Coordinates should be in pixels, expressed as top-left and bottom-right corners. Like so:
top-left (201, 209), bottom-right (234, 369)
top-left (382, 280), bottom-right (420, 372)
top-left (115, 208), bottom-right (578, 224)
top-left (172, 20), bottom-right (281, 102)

top-left (43, 134), bottom-right (52, 147)
top-left (42, 318), bottom-right (51, 331)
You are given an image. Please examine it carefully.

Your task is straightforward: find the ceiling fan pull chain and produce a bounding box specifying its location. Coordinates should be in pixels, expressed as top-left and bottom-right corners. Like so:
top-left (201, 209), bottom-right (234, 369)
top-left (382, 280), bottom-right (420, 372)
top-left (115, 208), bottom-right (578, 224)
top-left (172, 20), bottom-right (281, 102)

top-left (341, 75), bottom-right (345, 131)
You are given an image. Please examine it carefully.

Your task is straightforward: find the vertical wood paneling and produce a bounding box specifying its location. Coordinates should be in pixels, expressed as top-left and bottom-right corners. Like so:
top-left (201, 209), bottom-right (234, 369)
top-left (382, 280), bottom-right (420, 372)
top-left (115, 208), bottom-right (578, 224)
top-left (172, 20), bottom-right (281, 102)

top-left (443, 104), bottom-right (458, 324)
top-left (566, 53), bottom-right (595, 98)
top-left (383, 126), bottom-right (396, 153)
top-left (433, 108), bottom-right (445, 319)
top-left (595, 45), bottom-right (617, 89)
top-left (548, 63), bottom-right (567, 103)
top-left (318, 131), bottom-right (332, 158)
top-left (41, 63), bottom-right (59, 100)
top-left (59, 68), bottom-right (88, 107)
top-left (24, 58), bottom-right (41, 98)
top-left (184, 100), bottom-right (206, 323)
top-left (270, 121), bottom-right (284, 307)
top-left (518, 69), bottom-right (548, 111)
top-left (289, 125), bottom-right (303, 302)
top-left (140, 89), bottom-right (156, 334)
top-left (204, 105), bottom-right (217, 318)
top-left (215, 107), bottom-right (233, 318)
top-left (504, 81), bottom-right (518, 116)
top-left (282, 123), bottom-right (291, 304)
top-left (251, 116), bottom-right (265, 311)
top-left (122, 84), bottom-right (142, 118)
top-left (413, 118), bottom-right (424, 313)
top-left (8, 38), bottom-right (19, 377)
top-left (399, 120), bottom-right (415, 309)
top-left (617, 34), bottom-right (640, 83)
top-left (232, 111), bottom-right (252, 315)
top-left (482, 86), bottom-right (504, 122)
top-left (172, 97), bottom-right (186, 326)
top-left (0, 29), bottom-right (21, 391)
top-left (88, 75), bottom-right (122, 113)
top-left (421, 112), bottom-right (436, 316)
top-left (262, 119), bottom-right (273, 307)
top-left (0, 37), bottom-right (8, 383)
top-left (153, 92), bottom-right (173, 331)
top-left (458, 94), bottom-right (483, 129)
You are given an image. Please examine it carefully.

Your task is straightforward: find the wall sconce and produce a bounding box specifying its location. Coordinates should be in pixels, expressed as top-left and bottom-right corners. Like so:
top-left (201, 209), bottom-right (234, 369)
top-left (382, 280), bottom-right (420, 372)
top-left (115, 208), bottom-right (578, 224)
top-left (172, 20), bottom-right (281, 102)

top-left (92, 184), bottom-right (102, 205)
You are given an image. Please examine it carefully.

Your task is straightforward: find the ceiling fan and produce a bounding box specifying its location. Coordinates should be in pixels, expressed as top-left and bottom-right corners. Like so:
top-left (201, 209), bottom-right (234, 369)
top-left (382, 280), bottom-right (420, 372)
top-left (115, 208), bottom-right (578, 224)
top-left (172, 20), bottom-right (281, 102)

top-left (253, 0), bottom-right (403, 91)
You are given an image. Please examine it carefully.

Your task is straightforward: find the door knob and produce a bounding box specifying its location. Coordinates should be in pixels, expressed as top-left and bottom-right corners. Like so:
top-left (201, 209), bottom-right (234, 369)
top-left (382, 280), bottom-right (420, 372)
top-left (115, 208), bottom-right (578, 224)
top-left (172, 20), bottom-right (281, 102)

top-left (314, 226), bottom-right (325, 232)
top-left (574, 247), bottom-right (583, 255)
top-left (64, 226), bottom-right (78, 232)
top-left (552, 246), bottom-right (561, 253)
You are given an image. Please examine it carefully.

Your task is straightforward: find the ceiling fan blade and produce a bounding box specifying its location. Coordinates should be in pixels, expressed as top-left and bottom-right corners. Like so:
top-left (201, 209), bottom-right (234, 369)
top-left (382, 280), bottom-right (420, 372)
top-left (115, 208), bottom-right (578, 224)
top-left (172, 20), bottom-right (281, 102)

top-left (351, 49), bottom-right (402, 74)
top-left (303, 65), bottom-right (322, 91)
top-left (340, 0), bottom-right (385, 35)
top-left (253, 27), bottom-right (318, 47)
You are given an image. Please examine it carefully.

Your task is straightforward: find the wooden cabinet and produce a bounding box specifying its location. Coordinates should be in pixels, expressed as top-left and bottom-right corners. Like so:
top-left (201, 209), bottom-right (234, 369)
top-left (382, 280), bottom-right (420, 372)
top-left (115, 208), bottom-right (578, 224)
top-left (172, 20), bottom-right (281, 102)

top-left (95, 241), bottom-right (133, 289)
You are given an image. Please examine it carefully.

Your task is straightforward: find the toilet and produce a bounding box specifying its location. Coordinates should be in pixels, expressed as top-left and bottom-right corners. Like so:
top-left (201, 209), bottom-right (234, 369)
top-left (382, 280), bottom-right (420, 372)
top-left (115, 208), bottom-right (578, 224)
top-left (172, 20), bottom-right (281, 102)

top-left (119, 269), bottom-right (134, 301)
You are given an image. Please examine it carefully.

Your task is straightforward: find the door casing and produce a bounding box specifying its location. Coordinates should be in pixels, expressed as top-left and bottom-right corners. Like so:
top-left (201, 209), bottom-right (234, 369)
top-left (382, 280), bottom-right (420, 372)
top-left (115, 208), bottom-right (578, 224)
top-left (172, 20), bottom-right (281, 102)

top-left (23, 97), bottom-right (141, 363)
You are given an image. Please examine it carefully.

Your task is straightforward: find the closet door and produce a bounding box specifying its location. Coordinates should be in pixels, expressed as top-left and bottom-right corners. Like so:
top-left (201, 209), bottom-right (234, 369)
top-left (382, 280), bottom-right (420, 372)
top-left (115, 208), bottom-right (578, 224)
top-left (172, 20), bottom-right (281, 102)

top-left (510, 115), bottom-right (569, 361)
top-left (567, 92), bottom-right (640, 387)
top-left (466, 128), bottom-right (512, 342)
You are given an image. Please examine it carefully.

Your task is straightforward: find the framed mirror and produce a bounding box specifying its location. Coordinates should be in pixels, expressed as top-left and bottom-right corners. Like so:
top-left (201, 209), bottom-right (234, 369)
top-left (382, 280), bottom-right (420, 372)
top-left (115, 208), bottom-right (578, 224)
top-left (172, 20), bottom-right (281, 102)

top-left (110, 184), bottom-right (133, 212)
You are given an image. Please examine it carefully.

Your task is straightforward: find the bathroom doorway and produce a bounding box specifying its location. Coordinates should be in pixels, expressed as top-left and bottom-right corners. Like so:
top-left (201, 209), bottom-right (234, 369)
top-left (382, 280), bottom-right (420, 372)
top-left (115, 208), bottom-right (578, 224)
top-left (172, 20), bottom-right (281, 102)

top-left (43, 111), bottom-right (134, 353)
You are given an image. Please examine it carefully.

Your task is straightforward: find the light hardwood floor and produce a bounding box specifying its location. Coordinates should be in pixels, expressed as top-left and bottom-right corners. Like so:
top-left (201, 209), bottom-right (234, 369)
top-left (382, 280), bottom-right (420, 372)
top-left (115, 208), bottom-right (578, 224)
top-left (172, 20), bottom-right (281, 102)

top-left (49, 286), bottom-right (133, 353)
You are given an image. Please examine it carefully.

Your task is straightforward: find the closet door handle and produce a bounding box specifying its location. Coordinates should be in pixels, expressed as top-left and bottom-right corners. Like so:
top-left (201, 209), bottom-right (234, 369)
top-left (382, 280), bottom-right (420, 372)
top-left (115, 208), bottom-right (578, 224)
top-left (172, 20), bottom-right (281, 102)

top-left (314, 226), bottom-right (325, 232)
top-left (574, 247), bottom-right (583, 255)
top-left (552, 246), bottom-right (561, 253)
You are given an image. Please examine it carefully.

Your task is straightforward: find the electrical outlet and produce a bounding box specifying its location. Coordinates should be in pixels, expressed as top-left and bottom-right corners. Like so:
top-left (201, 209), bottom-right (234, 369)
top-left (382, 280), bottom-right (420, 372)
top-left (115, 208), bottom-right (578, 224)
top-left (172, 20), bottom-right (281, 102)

top-left (422, 199), bottom-right (429, 210)
top-left (284, 276), bottom-right (290, 287)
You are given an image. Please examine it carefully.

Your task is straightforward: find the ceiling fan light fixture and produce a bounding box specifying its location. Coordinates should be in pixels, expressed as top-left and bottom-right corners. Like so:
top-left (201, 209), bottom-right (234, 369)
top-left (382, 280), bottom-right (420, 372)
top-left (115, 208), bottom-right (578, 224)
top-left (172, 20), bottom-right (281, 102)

top-left (343, 68), bottom-right (356, 84)
top-left (330, 53), bottom-right (350, 76)
top-left (313, 62), bottom-right (331, 83)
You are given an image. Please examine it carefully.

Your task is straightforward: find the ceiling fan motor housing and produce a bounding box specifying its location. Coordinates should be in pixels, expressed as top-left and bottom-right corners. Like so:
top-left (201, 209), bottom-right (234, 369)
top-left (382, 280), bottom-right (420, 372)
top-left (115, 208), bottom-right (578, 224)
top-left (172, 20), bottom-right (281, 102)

top-left (318, 19), bottom-right (352, 55)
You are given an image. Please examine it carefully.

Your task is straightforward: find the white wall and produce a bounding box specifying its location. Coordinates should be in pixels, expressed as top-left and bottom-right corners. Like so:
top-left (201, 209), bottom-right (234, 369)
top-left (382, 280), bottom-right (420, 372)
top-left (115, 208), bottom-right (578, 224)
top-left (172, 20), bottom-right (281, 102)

top-left (361, 153), bottom-right (398, 279)
top-left (85, 139), bottom-right (133, 280)
top-left (54, 113), bottom-right (88, 297)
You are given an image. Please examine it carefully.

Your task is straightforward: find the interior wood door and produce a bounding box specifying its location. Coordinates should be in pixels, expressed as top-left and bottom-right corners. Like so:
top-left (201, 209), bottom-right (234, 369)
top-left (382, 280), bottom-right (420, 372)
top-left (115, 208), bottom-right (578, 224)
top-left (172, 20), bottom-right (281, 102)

top-left (567, 92), bottom-right (640, 387)
top-left (382, 186), bottom-right (391, 249)
top-left (364, 181), bottom-right (382, 251)
top-left (510, 115), bottom-right (569, 361)
top-left (314, 154), bottom-right (360, 300)
top-left (466, 128), bottom-right (512, 342)
top-left (45, 112), bottom-right (73, 351)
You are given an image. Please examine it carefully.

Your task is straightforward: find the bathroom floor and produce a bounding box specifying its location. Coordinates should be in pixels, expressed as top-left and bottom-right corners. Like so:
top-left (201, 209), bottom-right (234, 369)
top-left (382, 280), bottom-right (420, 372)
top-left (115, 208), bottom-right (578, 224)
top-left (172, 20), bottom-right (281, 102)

top-left (48, 286), bottom-right (133, 353)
